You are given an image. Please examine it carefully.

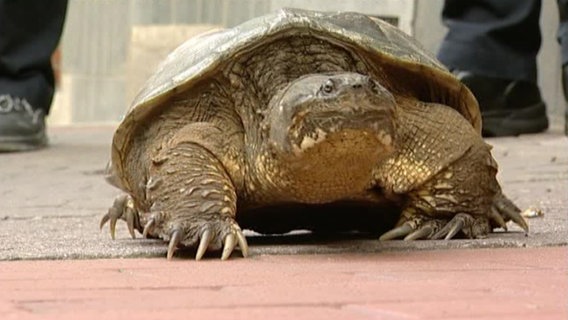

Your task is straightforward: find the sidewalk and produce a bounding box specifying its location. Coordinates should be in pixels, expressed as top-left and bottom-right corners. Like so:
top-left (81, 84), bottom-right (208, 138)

top-left (0, 126), bottom-right (567, 319)
top-left (1, 247), bottom-right (566, 320)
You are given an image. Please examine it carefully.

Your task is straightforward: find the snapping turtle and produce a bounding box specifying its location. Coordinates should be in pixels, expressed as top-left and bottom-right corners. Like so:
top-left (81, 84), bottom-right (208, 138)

top-left (101, 8), bottom-right (528, 260)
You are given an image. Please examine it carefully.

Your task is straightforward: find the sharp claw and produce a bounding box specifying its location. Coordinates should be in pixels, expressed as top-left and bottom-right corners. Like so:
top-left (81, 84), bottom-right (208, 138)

top-left (379, 224), bottom-right (413, 241)
top-left (103, 206), bottom-right (122, 240)
top-left (167, 229), bottom-right (183, 260)
top-left (142, 218), bottom-right (155, 238)
top-left (504, 211), bottom-right (529, 234)
top-left (431, 224), bottom-right (450, 240)
top-left (489, 207), bottom-right (508, 231)
top-left (109, 217), bottom-right (117, 240)
top-left (126, 209), bottom-right (136, 239)
top-left (236, 230), bottom-right (249, 258)
top-left (444, 219), bottom-right (464, 240)
top-left (99, 213), bottom-right (110, 230)
top-left (495, 193), bottom-right (529, 234)
top-left (404, 226), bottom-right (433, 241)
top-left (196, 229), bottom-right (212, 261)
top-left (221, 233), bottom-right (236, 260)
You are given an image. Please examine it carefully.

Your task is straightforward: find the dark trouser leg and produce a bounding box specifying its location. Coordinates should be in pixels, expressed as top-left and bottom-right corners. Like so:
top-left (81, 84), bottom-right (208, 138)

top-left (0, 0), bottom-right (68, 113)
top-left (437, 0), bottom-right (548, 137)
top-left (558, 0), bottom-right (568, 65)
top-left (558, 0), bottom-right (568, 134)
top-left (0, 0), bottom-right (68, 151)
top-left (438, 0), bottom-right (541, 82)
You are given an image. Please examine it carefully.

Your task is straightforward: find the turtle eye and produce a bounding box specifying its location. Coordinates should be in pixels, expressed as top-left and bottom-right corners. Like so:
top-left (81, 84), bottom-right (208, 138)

top-left (321, 79), bottom-right (335, 94)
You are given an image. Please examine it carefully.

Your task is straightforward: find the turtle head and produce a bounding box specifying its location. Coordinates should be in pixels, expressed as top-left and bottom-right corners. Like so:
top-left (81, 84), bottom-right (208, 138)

top-left (261, 72), bottom-right (398, 202)
top-left (267, 72), bottom-right (397, 158)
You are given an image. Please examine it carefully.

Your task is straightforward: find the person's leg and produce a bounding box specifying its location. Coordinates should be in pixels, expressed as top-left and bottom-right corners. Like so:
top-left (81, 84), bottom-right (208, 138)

top-left (438, 0), bottom-right (548, 137)
top-left (557, 0), bottom-right (568, 134)
top-left (0, 0), bottom-right (68, 152)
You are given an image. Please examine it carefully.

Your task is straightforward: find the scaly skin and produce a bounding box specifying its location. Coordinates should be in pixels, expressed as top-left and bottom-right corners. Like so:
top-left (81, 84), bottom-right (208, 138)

top-left (377, 99), bottom-right (527, 240)
top-left (145, 137), bottom-right (245, 259)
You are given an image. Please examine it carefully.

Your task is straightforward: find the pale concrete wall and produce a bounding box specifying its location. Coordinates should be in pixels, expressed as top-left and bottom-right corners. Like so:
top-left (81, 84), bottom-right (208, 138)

top-left (49, 0), bottom-right (131, 125)
top-left (538, 1), bottom-right (563, 131)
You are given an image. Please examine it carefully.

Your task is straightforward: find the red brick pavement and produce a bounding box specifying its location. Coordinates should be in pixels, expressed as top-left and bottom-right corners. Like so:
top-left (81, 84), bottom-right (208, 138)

top-left (1, 247), bottom-right (566, 320)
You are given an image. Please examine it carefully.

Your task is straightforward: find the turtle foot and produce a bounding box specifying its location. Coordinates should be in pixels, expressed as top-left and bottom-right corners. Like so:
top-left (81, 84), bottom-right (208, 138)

top-left (100, 194), bottom-right (141, 240)
top-left (379, 213), bottom-right (491, 241)
top-left (158, 215), bottom-right (248, 261)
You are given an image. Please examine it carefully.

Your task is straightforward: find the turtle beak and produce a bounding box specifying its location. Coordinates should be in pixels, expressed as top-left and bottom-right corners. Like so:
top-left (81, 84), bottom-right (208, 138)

top-left (287, 108), bottom-right (396, 156)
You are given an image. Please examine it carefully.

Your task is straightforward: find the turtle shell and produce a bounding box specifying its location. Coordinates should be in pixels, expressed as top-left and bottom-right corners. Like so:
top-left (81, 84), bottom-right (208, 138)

top-left (110, 8), bottom-right (480, 190)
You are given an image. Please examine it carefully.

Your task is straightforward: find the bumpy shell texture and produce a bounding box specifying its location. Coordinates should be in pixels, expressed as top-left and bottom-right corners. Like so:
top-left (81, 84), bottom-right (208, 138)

top-left (110, 8), bottom-right (480, 187)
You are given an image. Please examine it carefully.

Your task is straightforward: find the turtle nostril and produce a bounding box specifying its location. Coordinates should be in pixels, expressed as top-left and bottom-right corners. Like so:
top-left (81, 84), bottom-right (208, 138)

top-left (352, 83), bottom-right (363, 89)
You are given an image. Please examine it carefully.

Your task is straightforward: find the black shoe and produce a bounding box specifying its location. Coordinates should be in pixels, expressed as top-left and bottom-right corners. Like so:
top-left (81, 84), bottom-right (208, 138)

top-left (454, 71), bottom-right (549, 137)
top-left (0, 94), bottom-right (47, 152)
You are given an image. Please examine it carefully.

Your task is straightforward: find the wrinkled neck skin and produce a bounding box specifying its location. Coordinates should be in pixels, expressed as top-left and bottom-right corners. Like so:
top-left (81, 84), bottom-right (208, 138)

top-left (252, 131), bottom-right (392, 204)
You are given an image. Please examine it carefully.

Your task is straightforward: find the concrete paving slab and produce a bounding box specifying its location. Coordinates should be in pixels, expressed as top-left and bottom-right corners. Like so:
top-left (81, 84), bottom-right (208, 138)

top-left (0, 247), bottom-right (566, 320)
top-left (0, 127), bottom-right (567, 260)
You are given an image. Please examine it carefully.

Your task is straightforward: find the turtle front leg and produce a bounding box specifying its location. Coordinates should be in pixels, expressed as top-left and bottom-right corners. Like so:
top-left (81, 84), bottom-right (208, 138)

top-left (378, 140), bottom-right (529, 241)
top-left (140, 140), bottom-right (248, 260)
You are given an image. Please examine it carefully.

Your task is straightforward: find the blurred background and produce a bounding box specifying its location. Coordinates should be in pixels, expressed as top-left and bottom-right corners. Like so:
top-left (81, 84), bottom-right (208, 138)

top-left (48, 0), bottom-right (564, 132)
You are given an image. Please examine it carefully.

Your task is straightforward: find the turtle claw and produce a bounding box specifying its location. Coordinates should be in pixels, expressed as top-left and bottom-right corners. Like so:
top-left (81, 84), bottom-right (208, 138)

top-left (382, 216), bottom-right (465, 241)
top-left (191, 222), bottom-right (247, 260)
top-left (221, 233), bottom-right (236, 260)
top-left (493, 193), bottom-right (529, 234)
top-left (431, 213), bottom-right (489, 240)
top-left (195, 229), bottom-right (212, 261)
top-left (228, 224), bottom-right (249, 259)
top-left (431, 215), bottom-right (464, 240)
top-left (236, 229), bottom-right (249, 258)
top-left (100, 194), bottom-right (141, 240)
top-left (109, 215), bottom-right (118, 240)
top-left (99, 207), bottom-right (120, 240)
top-left (428, 218), bottom-right (465, 240)
top-left (444, 219), bottom-right (464, 240)
top-left (501, 209), bottom-right (529, 234)
top-left (167, 228), bottom-right (184, 260)
top-left (125, 207), bottom-right (137, 239)
top-left (99, 213), bottom-right (110, 230)
top-left (488, 207), bottom-right (508, 231)
top-left (404, 225), bottom-right (434, 241)
top-left (142, 218), bottom-right (156, 238)
top-left (379, 224), bottom-right (413, 241)
top-left (196, 222), bottom-right (247, 260)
